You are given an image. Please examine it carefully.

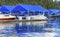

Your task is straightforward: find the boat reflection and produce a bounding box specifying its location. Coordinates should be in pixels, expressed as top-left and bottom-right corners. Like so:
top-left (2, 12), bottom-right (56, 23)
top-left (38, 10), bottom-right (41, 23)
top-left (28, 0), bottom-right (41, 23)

top-left (0, 20), bottom-right (60, 37)
top-left (15, 21), bottom-right (48, 33)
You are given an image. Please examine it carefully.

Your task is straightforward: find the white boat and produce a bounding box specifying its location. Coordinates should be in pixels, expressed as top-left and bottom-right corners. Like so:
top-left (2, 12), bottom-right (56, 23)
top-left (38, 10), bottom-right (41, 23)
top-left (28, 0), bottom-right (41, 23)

top-left (30, 15), bottom-right (47, 20)
top-left (0, 14), bottom-right (15, 20)
top-left (18, 13), bottom-right (47, 21)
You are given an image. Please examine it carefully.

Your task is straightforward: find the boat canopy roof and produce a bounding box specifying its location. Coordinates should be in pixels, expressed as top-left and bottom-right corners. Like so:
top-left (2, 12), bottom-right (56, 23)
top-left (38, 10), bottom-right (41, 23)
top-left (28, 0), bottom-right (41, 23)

top-left (48, 9), bottom-right (59, 14)
top-left (12, 4), bottom-right (27, 12)
top-left (0, 6), bottom-right (10, 14)
top-left (56, 10), bottom-right (60, 15)
top-left (12, 4), bottom-right (47, 13)
top-left (1, 4), bottom-right (60, 15)
top-left (0, 6), bottom-right (9, 12)
top-left (4, 5), bottom-right (15, 12)
top-left (19, 4), bottom-right (47, 12)
top-left (11, 4), bottom-right (47, 16)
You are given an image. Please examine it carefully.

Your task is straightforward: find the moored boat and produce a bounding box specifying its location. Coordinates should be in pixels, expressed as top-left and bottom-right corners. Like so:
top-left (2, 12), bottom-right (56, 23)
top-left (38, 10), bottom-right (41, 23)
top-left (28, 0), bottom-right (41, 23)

top-left (0, 14), bottom-right (15, 20)
top-left (18, 14), bottom-right (48, 21)
top-left (30, 15), bottom-right (47, 20)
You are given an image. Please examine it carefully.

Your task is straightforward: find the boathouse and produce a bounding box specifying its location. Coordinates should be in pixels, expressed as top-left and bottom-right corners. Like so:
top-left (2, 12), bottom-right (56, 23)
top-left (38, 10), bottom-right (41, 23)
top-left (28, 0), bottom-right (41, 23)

top-left (4, 5), bottom-right (15, 12)
top-left (0, 6), bottom-right (9, 14)
top-left (12, 4), bottom-right (47, 16)
top-left (11, 4), bottom-right (47, 20)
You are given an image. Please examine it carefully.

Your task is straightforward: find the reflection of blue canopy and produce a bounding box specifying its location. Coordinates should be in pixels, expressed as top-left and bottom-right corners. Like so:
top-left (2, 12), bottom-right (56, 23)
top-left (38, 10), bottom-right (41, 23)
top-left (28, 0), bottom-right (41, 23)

top-left (0, 6), bottom-right (9, 14)
top-left (49, 9), bottom-right (59, 14)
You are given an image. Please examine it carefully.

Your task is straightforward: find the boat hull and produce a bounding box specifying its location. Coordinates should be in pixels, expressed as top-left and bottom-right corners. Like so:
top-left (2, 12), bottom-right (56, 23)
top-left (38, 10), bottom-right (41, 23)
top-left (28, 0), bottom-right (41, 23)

top-left (18, 15), bottom-right (47, 20)
top-left (0, 18), bottom-right (15, 20)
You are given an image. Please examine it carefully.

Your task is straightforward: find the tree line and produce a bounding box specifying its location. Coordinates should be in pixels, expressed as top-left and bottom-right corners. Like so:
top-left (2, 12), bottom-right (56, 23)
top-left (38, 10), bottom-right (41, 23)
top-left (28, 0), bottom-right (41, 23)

top-left (0, 0), bottom-right (60, 9)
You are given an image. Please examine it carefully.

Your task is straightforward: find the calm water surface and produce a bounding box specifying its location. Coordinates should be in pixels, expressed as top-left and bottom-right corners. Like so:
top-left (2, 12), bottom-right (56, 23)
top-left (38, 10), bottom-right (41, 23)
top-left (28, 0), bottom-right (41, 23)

top-left (0, 20), bottom-right (60, 37)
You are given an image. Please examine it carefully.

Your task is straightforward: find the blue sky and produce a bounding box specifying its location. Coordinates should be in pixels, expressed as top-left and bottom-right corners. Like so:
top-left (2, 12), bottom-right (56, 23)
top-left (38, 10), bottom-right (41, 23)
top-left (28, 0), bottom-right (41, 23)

top-left (53, 0), bottom-right (60, 1)
top-left (57, 0), bottom-right (60, 1)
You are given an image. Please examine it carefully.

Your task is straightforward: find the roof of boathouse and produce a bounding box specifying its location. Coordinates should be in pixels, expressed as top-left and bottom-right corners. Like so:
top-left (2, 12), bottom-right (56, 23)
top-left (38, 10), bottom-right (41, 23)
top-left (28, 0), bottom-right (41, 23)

top-left (12, 4), bottom-right (27, 12)
top-left (0, 6), bottom-right (10, 14)
top-left (0, 6), bottom-right (9, 12)
top-left (4, 5), bottom-right (15, 11)
top-left (12, 5), bottom-right (27, 15)
top-left (12, 4), bottom-right (47, 12)
top-left (20, 4), bottom-right (46, 12)
top-left (48, 9), bottom-right (59, 14)
top-left (0, 6), bottom-right (9, 14)
top-left (56, 10), bottom-right (60, 15)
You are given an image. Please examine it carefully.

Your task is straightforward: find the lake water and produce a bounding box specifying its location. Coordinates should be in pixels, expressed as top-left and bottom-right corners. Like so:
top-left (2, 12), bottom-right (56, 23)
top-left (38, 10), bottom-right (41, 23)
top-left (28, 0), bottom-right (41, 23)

top-left (0, 20), bottom-right (60, 37)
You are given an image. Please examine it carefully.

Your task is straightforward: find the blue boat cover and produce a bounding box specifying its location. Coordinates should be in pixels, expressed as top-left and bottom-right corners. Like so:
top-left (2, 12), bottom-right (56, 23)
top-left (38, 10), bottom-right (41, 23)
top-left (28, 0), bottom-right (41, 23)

top-left (12, 4), bottom-right (28, 15)
top-left (49, 9), bottom-right (59, 14)
top-left (12, 5), bottom-right (27, 12)
top-left (12, 4), bottom-right (47, 13)
top-left (0, 6), bottom-right (9, 14)
top-left (57, 10), bottom-right (60, 15)
top-left (20, 4), bottom-right (46, 12)
top-left (0, 6), bottom-right (9, 12)
top-left (4, 5), bottom-right (15, 11)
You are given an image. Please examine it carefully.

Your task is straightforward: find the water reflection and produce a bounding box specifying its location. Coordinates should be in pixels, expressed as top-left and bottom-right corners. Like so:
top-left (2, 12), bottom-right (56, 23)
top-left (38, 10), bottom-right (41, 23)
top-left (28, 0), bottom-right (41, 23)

top-left (0, 20), bottom-right (60, 37)
top-left (15, 21), bottom-right (47, 33)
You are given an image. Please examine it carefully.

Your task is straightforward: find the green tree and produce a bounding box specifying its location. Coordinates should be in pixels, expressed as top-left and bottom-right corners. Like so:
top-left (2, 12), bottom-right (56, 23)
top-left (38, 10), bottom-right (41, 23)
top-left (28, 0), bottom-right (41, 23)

top-left (0, 0), bottom-right (60, 9)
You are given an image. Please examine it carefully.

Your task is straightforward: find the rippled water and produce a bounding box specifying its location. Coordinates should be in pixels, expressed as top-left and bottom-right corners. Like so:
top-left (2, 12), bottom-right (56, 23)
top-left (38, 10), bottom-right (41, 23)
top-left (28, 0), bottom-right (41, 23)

top-left (0, 20), bottom-right (60, 37)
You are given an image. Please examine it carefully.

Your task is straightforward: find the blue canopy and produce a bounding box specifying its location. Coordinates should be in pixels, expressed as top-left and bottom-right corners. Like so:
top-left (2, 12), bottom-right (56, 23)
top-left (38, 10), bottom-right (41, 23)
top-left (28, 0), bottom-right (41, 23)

top-left (12, 4), bottom-right (47, 16)
top-left (0, 6), bottom-right (9, 14)
top-left (12, 5), bottom-right (28, 16)
top-left (48, 9), bottom-right (59, 15)
top-left (12, 5), bottom-right (27, 12)
top-left (12, 4), bottom-right (27, 15)
top-left (0, 6), bottom-right (9, 12)
top-left (20, 4), bottom-right (47, 12)
top-left (4, 5), bottom-right (15, 12)
top-left (57, 10), bottom-right (60, 15)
